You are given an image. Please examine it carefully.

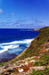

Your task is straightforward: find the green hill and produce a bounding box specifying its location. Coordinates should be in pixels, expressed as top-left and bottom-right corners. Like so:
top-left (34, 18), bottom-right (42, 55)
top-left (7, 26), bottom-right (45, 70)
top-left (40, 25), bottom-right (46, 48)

top-left (14, 27), bottom-right (49, 60)
top-left (1, 27), bottom-right (49, 65)
top-left (1, 27), bottom-right (49, 75)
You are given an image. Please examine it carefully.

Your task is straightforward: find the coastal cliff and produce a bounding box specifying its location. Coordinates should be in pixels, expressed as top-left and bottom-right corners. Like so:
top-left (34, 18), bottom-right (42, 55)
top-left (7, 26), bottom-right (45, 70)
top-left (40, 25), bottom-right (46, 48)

top-left (14, 27), bottom-right (49, 60)
top-left (1, 27), bottom-right (49, 75)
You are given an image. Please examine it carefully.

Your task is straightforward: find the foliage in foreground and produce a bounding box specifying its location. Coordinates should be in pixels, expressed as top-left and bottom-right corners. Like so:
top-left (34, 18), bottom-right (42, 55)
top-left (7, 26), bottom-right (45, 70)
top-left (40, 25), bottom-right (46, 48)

top-left (30, 68), bottom-right (49, 75)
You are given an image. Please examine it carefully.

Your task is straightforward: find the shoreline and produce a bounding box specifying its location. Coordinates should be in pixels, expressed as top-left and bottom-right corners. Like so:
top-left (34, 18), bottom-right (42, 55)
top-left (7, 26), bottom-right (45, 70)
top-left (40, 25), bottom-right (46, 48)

top-left (0, 39), bottom-right (34, 62)
top-left (0, 38), bottom-right (33, 54)
top-left (12, 38), bottom-right (34, 61)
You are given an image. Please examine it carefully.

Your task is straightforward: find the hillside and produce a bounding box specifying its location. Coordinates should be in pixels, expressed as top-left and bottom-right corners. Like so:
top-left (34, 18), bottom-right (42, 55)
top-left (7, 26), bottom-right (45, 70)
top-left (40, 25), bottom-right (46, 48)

top-left (13, 27), bottom-right (49, 60)
top-left (1, 27), bottom-right (49, 75)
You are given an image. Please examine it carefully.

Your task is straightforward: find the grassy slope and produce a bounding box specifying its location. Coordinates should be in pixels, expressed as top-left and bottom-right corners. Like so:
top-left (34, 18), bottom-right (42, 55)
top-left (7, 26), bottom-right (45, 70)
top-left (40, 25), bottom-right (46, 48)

top-left (1, 27), bottom-right (49, 65)
top-left (13, 27), bottom-right (49, 61)
top-left (1, 27), bottom-right (49, 75)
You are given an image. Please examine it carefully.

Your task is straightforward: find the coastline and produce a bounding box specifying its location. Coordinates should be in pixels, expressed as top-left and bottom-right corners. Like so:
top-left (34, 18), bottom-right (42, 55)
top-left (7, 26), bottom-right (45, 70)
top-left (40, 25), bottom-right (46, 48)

top-left (0, 39), bottom-right (34, 62)
top-left (11, 39), bottom-right (34, 62)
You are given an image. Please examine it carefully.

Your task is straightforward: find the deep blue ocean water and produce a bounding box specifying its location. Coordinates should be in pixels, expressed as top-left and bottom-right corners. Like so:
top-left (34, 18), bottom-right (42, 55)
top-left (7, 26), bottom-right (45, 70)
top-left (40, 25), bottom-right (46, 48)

top-left (0, 29), bottom-right (39, 61)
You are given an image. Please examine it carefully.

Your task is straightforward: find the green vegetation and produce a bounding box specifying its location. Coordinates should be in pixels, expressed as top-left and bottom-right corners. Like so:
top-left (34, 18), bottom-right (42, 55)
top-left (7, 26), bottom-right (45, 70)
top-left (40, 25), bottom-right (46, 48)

top-left (15, 27), bottom-right (49, 60)
top-left (30, 68), bottom-right (49, 75)
top-left (40, 54), bottom-right (49, 65)
top-left (1, 27), bottom-right (49, 74)
top-left (11, 69), bottom-right (19, 73)
top-left (0, 62), bottom-right (9, 66)
top-left (1, 27), bottom-right (49, 67)
top-left (34, 53), bottom-right (49, 66)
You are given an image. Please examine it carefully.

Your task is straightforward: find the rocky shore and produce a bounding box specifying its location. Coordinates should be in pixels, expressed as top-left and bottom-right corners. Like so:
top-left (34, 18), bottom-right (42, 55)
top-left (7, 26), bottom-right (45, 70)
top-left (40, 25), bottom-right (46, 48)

top-left (0, 55), bottom-right (49, 75)
top-left (0, 27), bottom-right (49, 75)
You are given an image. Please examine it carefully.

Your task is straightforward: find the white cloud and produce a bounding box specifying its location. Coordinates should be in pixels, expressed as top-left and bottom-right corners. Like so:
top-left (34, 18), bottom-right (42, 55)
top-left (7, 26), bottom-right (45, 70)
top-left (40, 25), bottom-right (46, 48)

top-left (0, 9), bottom-right (3, 13)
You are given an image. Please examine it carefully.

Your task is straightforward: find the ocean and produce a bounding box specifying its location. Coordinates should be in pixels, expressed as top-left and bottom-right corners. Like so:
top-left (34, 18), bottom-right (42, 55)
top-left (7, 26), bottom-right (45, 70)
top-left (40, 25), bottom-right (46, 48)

top-left (0, 29), bottom-right (39, 62)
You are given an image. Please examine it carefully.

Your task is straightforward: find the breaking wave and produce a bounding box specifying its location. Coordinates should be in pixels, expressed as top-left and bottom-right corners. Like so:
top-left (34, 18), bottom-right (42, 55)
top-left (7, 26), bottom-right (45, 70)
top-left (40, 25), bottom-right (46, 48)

top-left (0, 39), bottom-right (33, 54)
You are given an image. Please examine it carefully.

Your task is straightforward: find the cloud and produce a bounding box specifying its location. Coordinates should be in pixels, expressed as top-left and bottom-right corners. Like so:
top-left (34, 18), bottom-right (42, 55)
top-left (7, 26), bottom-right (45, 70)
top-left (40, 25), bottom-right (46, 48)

top-left (34, 19), bottom-right (44, 24)
top-left (0, 9), bottom-right (3, 13)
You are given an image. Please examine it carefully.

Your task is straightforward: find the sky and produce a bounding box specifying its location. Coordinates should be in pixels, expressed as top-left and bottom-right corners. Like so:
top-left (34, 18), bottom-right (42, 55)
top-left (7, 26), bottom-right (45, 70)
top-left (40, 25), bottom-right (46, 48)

top-left (0, 0), bottom-right (49, 28)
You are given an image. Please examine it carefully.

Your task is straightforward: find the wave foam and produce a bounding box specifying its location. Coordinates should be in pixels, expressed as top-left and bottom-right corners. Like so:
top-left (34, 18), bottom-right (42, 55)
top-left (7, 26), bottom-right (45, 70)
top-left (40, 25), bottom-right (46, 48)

top-left (0, 39), bottom-right (34, 54)
top-left (0, 45), bottom-right (19, 54)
